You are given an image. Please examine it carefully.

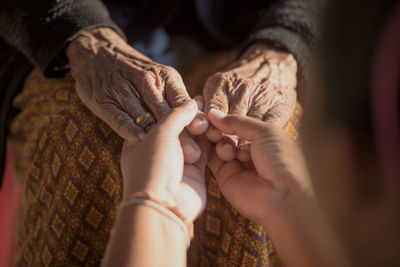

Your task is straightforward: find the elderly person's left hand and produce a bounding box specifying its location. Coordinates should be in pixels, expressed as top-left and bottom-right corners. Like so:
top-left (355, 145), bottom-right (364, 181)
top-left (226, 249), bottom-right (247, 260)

top-left (203, 42), bottom-right (297, 161)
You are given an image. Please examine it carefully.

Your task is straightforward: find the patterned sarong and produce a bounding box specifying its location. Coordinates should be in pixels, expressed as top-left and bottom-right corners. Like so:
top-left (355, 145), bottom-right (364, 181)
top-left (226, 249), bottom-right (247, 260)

top-left (9, 56), bottom-right (301, 266)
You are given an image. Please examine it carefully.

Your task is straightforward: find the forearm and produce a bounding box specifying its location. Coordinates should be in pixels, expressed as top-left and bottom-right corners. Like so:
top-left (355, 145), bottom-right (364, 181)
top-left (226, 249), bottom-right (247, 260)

top-left (263, 194), bottom-right (350, 267)
top-left (102, 204), bottom-right (187, 267)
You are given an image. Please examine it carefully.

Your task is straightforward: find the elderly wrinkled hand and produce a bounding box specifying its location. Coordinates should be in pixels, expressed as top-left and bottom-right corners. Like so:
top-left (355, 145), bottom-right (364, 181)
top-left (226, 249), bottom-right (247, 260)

top-left (203, 43), bottom-right (297, 162)
top-left (67, 27), bottom-right (208, 164)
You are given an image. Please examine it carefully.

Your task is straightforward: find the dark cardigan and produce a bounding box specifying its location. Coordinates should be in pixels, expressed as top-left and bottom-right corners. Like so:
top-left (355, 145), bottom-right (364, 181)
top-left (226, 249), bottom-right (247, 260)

top-left (0, 0), bottom-right (320, 186)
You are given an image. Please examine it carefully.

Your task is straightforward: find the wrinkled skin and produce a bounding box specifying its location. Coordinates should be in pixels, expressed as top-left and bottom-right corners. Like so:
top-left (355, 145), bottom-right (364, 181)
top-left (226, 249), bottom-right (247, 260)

top-left (67, 27), bottom-right (298, 164)
top-left (67, 27), bottom-right (208, 163)
top-left (203, 43), bottom-right (298, 161)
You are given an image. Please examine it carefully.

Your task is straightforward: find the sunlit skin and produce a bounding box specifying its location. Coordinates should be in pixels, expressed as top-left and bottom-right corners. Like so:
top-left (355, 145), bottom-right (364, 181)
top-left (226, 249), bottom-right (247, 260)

top-left (67, 27), bottom-right (298, 165)
top-left (204, 42), bottom-right (297, 162)
top-left (67, 27), bottom-right (208, 164)
top-left (102, 100), bottom-right (349, 267)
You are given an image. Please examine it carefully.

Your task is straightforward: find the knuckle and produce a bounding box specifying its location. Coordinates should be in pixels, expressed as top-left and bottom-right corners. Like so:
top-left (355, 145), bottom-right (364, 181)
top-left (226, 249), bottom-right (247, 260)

top-left (142, 71), bottom-right (156, 83)
top-left (235, 82), bottom-right (252, 97)
top-left (168, 94), bottom-right (189, 106)
top-left (205, 72), bottom-right (227, 86)
top-left (162, 65), bottom-right (178, 75)
top-left (112, 111), bottom-right (132, 129)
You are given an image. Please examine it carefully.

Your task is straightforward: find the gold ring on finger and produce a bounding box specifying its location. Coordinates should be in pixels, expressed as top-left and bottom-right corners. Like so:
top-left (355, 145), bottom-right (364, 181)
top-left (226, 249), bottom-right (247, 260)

top-left (135, 112), bottom-right (155, 130)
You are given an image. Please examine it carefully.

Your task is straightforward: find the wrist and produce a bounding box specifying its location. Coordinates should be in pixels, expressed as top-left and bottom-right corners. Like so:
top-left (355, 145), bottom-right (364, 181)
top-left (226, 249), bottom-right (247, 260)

top-left (105, 203), bottom-right (187, 266)
top-left (120, 199), bottom-right (190, 246)
top-left (121, 192), bottom-right (194, 242)
top-left (67, 27), bottom-right (117, 58)
top-left (66, 27), bottom-right (150, 64)
top-left (240, 41), bottom-right (297, 74)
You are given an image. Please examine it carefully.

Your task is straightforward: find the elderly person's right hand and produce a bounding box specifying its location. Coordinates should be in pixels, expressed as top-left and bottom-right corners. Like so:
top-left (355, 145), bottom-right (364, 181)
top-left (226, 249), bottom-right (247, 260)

top-left (66, 27), bottom-right (208, 163)
top-left (203, 43), bottom-right (297, 162)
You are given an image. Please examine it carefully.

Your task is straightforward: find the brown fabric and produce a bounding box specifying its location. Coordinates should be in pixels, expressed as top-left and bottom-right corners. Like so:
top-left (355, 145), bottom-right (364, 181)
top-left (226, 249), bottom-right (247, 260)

top-left (10, 55), bottom-right (301, 266)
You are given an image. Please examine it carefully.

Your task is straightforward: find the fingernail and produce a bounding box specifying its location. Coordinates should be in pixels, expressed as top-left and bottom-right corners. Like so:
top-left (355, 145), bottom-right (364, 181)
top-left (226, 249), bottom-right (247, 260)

top-left (182, 100), bottom-right (197, 110)
top-left (209, 109), bottom-right (227, 118)
top-left (193, 117), bottom-right (205, 128)
top-left (193, 115), bottom-right (208, 128)
top-left (222, 143), bottom-right (233, 154)
top-left (183, 143), bottom-right (199, 156)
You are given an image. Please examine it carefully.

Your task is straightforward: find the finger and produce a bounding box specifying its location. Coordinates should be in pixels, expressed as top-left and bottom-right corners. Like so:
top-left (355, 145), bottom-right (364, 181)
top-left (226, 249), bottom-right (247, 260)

top-left (179, 130), bottom-right (201, 164)
top-left (140, 81), bottom-right (172, 120)
top-left (114, 78), bottom-right (157, 132)
top-left (237, 140), bottom-right (251, 162)
top-left (127, 65), bottom-right (172, 120)
top-left (205, 125), bottom-right (224, 142)
top-left (208, 109), bottom-right (268, 142)
top-left (153, 100), bottom-right (201, 163)
top-left (203, 74), bottom-right (230, 143)
top-left (207, 144), bottom-right (226, 178)
top-left (203, 73), bottom-right (229, 114)
top-left (102, 102), bottom-right (146, 141)
top-left (156, 99), bottom-right (199, 137)
top-left (215, 136), bottom-right (237, 161)
top-left (193, 95), bottom-right (205, 111)
top-left (164, 74), bottom-right (209, 136)
top-left (208, 146), bottom-right (247, 187)
top-left (220, 79), bottom-right (253, 160)
top-left (164, 67), bottom-right (192, 107)
top-left (194, 135), bottom-right (211, 175)
top-left (186, 111), bottom-right (209, 136)
top-left (187, 95), bottom-right (208, 135)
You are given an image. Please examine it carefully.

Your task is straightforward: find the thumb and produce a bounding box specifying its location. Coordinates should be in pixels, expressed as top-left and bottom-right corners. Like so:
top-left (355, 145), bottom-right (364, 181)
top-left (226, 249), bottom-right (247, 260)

top-left (157, 100), bottom-right (199, 137)
top-left (208, 109), bottom-right (269, 142)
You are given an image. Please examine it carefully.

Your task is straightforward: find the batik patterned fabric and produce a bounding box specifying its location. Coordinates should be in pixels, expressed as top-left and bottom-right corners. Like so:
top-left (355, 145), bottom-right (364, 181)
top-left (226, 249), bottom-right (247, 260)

top-left (10, 68), bottom-right (301, 266)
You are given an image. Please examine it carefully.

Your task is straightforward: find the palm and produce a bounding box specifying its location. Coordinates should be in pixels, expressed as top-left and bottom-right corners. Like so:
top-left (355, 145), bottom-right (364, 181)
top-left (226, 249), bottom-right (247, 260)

top-left (174, 164), bottom-right (207, 223)
top-left (211, 156), bottom-right (285, 224)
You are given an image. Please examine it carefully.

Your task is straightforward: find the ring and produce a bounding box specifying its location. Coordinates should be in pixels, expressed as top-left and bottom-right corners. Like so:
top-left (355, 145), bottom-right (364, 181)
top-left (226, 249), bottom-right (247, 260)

top-left (135, 112), bottom-right (154, 127)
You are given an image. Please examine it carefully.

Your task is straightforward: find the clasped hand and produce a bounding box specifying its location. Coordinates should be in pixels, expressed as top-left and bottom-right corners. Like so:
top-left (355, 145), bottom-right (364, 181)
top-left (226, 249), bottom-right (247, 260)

top-left (67, 28), bottom-right (297, 165)
top-left (121, 99), bottom-right (311, 227)
top-left (67, 27), bottom-right (303, 225)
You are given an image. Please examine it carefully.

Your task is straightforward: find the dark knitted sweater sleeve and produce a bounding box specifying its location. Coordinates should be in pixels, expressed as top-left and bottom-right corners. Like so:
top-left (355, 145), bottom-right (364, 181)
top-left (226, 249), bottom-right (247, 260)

top-left (244, 0), bottom-right (323, 73)
top-left (0, 0), bottom-right (124, 77)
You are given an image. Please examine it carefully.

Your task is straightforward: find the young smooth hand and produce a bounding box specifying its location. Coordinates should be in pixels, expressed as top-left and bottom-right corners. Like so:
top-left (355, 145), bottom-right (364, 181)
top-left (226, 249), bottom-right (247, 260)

top-left (207, 109), bottom-right (311, 225)
top-left (120, 100), bottom-right (210, 222)
top-left (207, 110), bottom-right (349, 267)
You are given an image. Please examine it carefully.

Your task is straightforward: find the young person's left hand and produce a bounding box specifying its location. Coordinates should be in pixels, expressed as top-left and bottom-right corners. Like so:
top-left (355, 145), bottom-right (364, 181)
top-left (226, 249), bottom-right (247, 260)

top-left (120, 99), bottom-right (210, 222)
